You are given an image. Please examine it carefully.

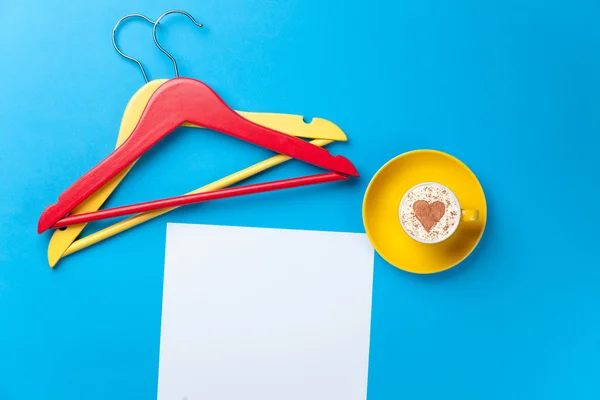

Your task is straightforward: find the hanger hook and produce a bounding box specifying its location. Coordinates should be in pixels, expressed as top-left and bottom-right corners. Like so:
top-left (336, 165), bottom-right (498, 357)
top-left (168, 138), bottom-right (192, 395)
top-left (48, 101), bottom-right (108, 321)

top-left (112, 13), bottom-right (156, 83)
top-left (152, 10), bottom-right (203, 78)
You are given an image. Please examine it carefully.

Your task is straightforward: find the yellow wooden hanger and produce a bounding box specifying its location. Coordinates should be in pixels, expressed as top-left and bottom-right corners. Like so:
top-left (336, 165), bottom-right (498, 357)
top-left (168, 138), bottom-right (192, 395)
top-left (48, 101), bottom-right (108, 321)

top-left (47, 13), bottom-right (349, 267)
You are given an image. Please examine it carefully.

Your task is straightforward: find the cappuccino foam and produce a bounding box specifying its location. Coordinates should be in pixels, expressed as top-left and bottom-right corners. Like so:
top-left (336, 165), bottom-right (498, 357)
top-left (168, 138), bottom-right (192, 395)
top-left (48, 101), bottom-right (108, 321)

top-left (399, 183), bottom-right (460, 243)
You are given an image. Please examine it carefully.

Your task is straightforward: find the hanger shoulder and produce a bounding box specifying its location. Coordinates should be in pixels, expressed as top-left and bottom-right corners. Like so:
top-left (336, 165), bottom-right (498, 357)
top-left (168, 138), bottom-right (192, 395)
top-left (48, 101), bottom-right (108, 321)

top-left (38, 82), bottom-right (186, 233)
top-left (47, 80), bottom-right (168, 266)
top-left (173, 78), bottom-right (358, 176)
top-left (185, 113), bottom-right (349, 142)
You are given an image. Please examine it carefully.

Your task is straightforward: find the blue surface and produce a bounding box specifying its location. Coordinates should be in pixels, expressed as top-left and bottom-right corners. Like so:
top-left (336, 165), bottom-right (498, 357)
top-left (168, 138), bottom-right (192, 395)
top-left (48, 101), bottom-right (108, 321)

top-left (1, 1), bottom-right (600, 399)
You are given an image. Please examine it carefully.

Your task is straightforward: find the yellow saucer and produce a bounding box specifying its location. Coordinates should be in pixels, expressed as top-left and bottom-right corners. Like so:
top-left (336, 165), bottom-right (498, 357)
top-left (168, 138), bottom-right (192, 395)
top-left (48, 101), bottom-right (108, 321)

top-left (362, 150), bottom-right (487, 274)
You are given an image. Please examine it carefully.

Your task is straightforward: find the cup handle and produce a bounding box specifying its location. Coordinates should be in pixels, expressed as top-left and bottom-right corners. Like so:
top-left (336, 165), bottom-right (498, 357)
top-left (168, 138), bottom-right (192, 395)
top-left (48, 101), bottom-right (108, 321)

top-left (461, 209), bottom-right (479, 222)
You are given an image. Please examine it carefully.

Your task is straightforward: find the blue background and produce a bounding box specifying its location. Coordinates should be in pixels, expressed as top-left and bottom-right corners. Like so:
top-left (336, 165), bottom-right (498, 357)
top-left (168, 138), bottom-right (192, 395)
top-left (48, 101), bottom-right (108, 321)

top-left (1, 0), bottom-right (599, 399)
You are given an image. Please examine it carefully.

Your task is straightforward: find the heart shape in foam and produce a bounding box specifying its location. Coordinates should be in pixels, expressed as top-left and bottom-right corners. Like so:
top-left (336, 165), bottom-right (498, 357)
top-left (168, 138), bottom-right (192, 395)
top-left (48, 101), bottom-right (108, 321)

top-left (412, 200), bottom-right (446, 232)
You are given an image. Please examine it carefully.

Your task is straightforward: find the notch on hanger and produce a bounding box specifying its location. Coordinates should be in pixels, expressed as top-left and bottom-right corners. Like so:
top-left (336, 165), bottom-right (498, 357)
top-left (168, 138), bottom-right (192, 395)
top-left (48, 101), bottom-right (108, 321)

top-left (38, 10), bottom-right (358, 234)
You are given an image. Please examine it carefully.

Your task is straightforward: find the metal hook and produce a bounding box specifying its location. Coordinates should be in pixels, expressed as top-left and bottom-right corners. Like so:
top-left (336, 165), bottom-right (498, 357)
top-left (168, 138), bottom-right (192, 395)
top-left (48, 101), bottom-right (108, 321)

top-left (112, 13), bottom-right (156, 83)
top-left (152, 10), bottom-right (203, 78)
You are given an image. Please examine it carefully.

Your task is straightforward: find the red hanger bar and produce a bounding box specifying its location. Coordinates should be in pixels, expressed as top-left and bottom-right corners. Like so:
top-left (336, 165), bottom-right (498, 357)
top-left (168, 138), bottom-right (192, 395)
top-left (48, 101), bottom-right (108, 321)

top-left (38, 78), bottom-right (358, 233)
top-left (51, 172), bottom-right (347, 228)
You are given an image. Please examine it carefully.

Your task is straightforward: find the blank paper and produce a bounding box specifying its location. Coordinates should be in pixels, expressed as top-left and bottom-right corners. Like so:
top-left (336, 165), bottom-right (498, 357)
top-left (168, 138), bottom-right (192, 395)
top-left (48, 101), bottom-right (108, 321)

top-left (157, 223), bottom-right (374, 400)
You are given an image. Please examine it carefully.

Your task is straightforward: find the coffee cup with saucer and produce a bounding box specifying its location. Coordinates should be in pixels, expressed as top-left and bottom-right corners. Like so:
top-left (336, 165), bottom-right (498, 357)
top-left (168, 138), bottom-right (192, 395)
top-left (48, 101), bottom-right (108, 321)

top-left (362, 150), bottom-right (487, 274)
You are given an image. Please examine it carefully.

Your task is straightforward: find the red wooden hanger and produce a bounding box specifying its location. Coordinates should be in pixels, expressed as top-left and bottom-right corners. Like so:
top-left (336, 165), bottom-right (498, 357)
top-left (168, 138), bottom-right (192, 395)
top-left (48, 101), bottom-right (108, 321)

top-left (38, 77), bottom-right (359, 233)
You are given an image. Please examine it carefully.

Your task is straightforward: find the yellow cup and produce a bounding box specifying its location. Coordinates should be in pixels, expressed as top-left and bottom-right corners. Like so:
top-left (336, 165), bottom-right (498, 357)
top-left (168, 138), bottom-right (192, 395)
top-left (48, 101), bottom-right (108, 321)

top-left (398, 182), bottom-right (479, 244)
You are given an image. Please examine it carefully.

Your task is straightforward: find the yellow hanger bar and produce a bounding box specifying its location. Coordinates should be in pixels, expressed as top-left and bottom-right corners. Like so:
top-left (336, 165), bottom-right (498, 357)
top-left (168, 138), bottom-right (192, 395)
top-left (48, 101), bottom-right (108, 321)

top-left (48, 79), bottom-right (347, 267)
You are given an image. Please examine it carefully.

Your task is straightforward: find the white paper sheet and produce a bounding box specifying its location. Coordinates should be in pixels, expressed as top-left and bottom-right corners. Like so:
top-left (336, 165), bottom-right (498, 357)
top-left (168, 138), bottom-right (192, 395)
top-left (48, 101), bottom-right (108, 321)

top-left (157, 223), bottom-right (374, 400)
